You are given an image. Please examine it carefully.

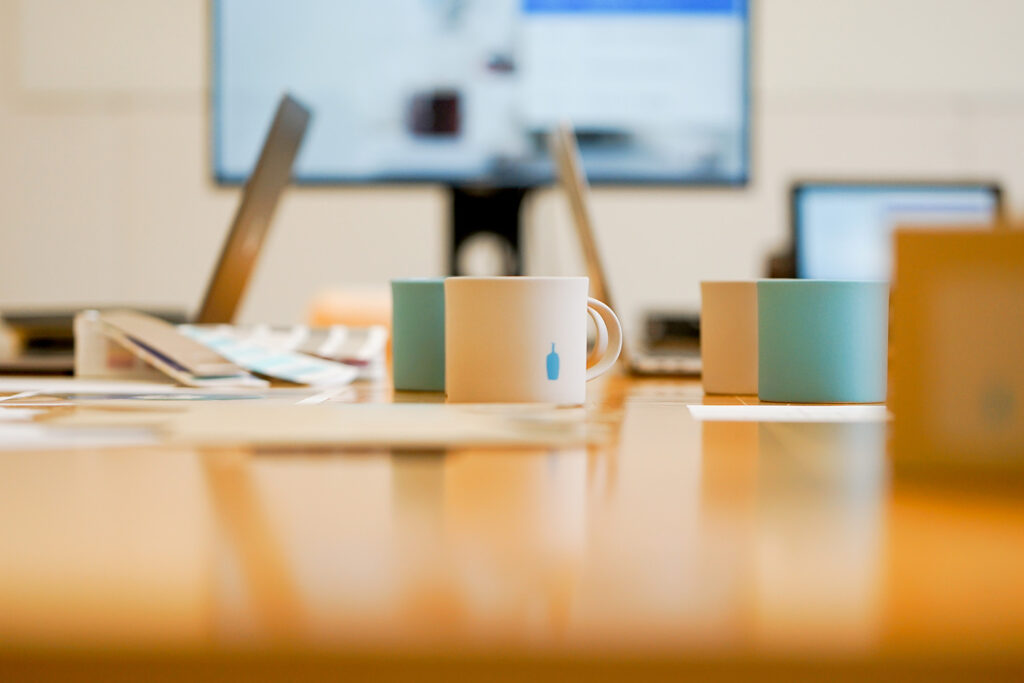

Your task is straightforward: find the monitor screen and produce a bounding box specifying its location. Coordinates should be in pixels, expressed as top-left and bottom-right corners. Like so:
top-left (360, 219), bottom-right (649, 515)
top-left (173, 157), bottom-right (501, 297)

top-left (212, 0), bottom-right (750, 186)
top-left (794, 183), bottom-right (1001, 281)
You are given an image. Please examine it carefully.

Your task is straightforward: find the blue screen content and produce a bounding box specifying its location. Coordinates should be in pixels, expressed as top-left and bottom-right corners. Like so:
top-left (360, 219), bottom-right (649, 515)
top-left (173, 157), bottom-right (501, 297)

top-left (213, 0), bottom-right (749, 185)
top-left (795, 185), bottom-right (1000, 281)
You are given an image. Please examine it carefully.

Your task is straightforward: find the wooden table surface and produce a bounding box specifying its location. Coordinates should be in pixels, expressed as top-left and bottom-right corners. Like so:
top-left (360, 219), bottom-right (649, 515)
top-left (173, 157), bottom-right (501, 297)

top-left (1, 374), bottom-right (1023, 680)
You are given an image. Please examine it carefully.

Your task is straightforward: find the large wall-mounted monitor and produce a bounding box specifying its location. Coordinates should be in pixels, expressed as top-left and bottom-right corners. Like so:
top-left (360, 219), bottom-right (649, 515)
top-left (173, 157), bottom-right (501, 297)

top-left (212, 0), bottom-right (750, 186)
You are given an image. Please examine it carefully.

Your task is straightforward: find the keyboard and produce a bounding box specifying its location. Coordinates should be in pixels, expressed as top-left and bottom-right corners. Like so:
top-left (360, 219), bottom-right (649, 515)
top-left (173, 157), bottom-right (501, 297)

top-left (629, 350), bottom-right (702, 377)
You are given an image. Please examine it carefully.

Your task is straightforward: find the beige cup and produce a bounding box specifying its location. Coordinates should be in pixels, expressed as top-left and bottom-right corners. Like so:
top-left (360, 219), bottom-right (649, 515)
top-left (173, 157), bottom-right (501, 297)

top-left (445, 277), bottom-right (622, 404)
top-left (700, 281), bottom-right (758, 395)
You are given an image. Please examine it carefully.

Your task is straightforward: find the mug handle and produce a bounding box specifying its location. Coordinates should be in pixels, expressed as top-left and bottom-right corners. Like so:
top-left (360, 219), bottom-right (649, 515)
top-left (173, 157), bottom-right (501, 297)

top-left (585, 298), bottom-right (623, 381)
top-left (586, 305), bottom-right (609, 367)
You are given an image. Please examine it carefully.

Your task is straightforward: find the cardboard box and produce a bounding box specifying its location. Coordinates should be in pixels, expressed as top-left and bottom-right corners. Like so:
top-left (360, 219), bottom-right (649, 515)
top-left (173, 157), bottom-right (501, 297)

top-left (890, 229), bottom-right (1024, 484)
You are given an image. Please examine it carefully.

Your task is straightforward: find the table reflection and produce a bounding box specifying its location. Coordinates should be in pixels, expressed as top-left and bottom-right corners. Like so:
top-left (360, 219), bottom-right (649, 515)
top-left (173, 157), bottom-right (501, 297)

top-left (701, 419), bottom-right (886, 652)
top-left (197, 393), bottom-right (885, 651)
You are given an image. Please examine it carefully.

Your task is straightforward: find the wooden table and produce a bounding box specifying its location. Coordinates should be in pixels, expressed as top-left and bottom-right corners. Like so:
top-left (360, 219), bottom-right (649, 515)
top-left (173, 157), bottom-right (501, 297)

top-left (1, 374), bottom-right (1022, 680)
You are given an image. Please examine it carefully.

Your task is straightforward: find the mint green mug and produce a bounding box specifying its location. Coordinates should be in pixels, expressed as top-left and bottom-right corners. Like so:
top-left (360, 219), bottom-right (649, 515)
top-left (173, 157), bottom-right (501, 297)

top-left (391, 278), bottom-right (446, 391)
top-left (757, 280), bottom-right (889, 404)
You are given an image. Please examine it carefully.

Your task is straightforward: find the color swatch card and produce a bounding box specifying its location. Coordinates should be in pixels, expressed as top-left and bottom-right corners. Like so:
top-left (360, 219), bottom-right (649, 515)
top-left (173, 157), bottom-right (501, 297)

top-left (180, 324), bottom-right (387, 380)
top-left (179, 326), bottom-right (359, 387)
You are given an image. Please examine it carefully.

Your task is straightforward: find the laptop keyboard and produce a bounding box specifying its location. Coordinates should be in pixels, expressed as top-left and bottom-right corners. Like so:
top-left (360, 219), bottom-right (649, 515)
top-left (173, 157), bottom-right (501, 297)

top-left (630, 351), bottom-right (702, 377)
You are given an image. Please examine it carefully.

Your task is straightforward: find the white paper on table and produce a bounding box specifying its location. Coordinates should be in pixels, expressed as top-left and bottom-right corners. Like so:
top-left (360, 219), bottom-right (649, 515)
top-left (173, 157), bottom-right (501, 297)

top-left (687, 404), bottom-right (889, 423)
top-left (166, 403), bottom-right (593, 449)
top-left (0, 408), bottom-right (43, 422)
top-left (0, 424), bottom-right (158, 450)
top-left (0, 391), bottom-right (38, 403)
top-left (0, 378), bottom-right (210, 395)
top-left (0, 378), bottom-right (316, 399)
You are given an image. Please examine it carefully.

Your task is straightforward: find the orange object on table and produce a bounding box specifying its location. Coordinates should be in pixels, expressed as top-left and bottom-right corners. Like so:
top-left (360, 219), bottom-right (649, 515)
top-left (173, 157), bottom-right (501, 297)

top-left (307, 286), bottom-right (392, 329)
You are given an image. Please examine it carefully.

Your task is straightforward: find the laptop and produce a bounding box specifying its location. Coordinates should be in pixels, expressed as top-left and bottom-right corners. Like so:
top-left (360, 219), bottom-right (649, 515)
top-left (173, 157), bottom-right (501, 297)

top-left (0, 94), bottom-right (336, 374)
top-left (549, 124), bottom-right (701, 376)
top-left (791, 180), bottom-right (1003, 280)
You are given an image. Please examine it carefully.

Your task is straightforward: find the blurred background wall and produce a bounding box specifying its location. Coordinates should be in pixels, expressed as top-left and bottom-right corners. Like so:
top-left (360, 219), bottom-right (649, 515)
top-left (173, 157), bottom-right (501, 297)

top-left (1, 0), bottom-right (1022, 336)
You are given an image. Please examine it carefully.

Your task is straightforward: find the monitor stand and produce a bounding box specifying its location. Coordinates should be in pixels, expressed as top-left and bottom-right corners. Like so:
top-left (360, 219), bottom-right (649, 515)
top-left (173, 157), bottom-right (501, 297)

top-left (449, 186), bottom-right (528, 276)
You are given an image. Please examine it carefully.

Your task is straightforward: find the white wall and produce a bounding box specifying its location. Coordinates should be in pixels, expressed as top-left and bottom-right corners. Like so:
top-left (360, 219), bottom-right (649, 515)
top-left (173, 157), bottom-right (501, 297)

top-left (2, 0), bottom-right (1023, 337)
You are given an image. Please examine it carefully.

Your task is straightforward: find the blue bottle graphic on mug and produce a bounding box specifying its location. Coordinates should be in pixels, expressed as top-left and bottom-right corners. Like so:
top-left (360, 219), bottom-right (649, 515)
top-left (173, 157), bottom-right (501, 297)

top-left (546, 343), bottom-right (560, 380)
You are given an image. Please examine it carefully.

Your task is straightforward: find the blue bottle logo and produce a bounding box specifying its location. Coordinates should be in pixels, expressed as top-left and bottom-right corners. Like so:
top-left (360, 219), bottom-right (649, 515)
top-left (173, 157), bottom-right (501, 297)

top-left (546, 343), bottom-right (560, 380)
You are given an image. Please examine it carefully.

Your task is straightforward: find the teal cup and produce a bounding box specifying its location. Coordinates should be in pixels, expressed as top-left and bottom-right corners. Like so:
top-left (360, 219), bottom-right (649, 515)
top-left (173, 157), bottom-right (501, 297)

top-left (757, 280), bottom-right (889, 403)
top-left (391, 278), bottom-right (446, 391)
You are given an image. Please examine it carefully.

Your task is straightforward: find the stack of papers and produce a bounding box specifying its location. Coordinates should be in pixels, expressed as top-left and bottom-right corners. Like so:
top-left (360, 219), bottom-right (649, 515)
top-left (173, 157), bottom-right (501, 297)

top-left (84, 310), bottom-right (267, 388)
top-left (76, 310), bottom-right (385, 388)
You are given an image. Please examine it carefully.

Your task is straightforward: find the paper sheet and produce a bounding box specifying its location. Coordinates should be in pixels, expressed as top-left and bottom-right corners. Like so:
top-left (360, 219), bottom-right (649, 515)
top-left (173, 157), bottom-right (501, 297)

top-left (0, 378), bottom-right (220, 395)
top-left (0, 378), bottom-right (317, 399)
top-left (0, 391), bottom-right (39, 403)
top-left (0, 407), bottom-right (43, 422)
top-left (179, 326), bottom-right (359, 386)
top-left (0, 424), bottom-right (158, 450)
top-left (166, 403), bottom-right (593, 449)
top-left (688, 404), bottom-right (889, 423)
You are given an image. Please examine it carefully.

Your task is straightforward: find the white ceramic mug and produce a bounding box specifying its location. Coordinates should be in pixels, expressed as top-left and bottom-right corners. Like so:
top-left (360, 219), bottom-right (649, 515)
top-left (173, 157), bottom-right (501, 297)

top-left (445, 277), bottom-right (622, 404)
top-left (700, 280), bottom-right (759, 395)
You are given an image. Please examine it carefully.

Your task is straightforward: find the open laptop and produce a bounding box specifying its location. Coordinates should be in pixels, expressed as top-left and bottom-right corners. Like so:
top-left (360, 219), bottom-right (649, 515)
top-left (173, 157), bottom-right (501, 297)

top-left (549, 124), bottom-right (701, 376)
top-left (1, 94), bottom-right (314, 374)
top-left (791, 180), bottom-right (1003, 280)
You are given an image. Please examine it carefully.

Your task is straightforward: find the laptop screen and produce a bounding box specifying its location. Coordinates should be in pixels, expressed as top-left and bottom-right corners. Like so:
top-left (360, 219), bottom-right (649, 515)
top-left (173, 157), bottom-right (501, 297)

top-left (196, 95), bottom-right (311, 324)
top-left (793, 183), bottom-right (1001, 280)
